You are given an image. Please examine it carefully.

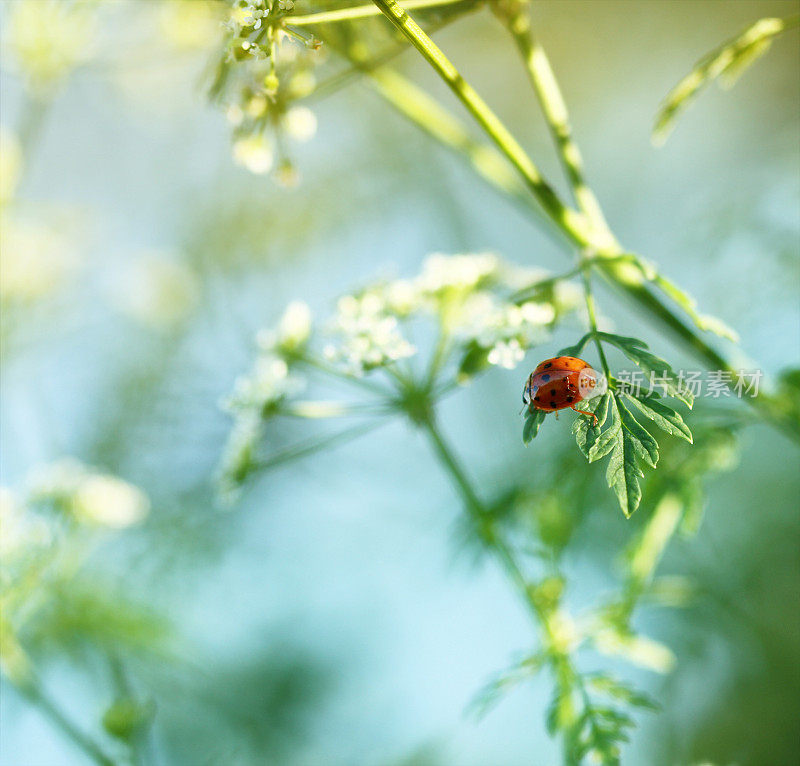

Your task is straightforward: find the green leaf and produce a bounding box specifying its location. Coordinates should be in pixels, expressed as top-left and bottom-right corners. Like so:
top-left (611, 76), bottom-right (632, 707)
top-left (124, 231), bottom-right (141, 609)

top-left (457, 340), bottom-right (491, 382)
top-left (557, 332), bottom-right (592, 357)
top-left (617, 402), bottom-right (659, 468)
top-left (653, 16), bottom-right (792, 144)
top-left (573, 393), bottom-right (611, 458)
top-left (522, 408), bottom-right (547, 445)
top-left (624, 392), bottom-right (692, 443)
top-left (586, 395), bottom-right (663, 517)
top-left (469, 652), bottom-right (547, 719)
top-left (596, 332), bottom-right (694, 408)
top-left (586, 674), bottom-right (660, 712)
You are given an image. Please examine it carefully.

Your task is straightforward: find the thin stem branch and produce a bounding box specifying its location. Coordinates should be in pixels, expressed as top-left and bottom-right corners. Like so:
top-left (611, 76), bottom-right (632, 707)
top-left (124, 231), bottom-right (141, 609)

top-left (418, 410), bottom-right (585, 758)
top-left (252, 419), bottom-right (389, 473)
top-left (294, 355), bottom-right (396, 397)
top-left (370, 0), bottom-right (594, 248)
top-left (365, 66), bottom-right (558, 234)
top-left (288, 0), bottom-right (473, 25)
top-left (580, 268), bottom-right (610, 378)
top-left (498, 2), bottom-right (613, 246)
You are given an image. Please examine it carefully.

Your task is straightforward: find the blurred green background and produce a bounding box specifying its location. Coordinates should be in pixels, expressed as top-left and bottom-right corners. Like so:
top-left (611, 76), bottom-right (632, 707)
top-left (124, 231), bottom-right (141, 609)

top-left (1, 1), bottom-right (798, 764)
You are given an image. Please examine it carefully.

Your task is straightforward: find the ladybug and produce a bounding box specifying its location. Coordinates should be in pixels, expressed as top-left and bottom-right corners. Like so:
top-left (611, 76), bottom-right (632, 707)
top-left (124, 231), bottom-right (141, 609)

top-left (522, 356), bottom-right (601, 424)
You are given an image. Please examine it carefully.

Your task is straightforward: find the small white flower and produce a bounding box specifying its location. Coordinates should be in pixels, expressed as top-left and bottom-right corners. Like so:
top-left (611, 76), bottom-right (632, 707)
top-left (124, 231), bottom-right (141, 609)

top-left (226, 104), bottom-right (244, 126)
top-left (277, 300), bottom-right (312, 350)
top-left (282, 106), bottom-right (317, 142)
top-left (73, 475), bottom-right (149, 528)
top-left (232, 134), bottom-right (273, 175)
top-left (417, 252), bottom-right (499, 295)
top-left (325, 290), bottom-right (417, 375)
top-left (519, 301), bottom-right (555, 325)
top-left (488, 339), bottom-right (525, 369)
top-left (225, 354), bottom-right (304, 414)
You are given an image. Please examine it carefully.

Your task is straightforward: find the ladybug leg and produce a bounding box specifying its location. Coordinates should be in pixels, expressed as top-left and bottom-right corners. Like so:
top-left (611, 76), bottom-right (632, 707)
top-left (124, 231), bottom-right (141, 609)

top-left (572, 406), bottom-right (598, 427)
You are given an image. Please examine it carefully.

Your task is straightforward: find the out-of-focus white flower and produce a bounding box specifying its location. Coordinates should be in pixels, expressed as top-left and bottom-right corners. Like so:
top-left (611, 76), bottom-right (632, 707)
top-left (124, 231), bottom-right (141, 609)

top-left (257, 301), bottom-right (314, 352)
top-left (159, 0), bottom-right (222, 51)
top-left (277, 300), bottom-right (313, 350)
top-left (417, 252), bottom-right (499, 295)
top-left (554, 280), bottom-right (583, 312)
top-left (27, 459), bottom-right (150, 529)
top-left (0, 131), bottom-right (22, 206)
top-left (72, 475), bottom-right (149, 528)
top-left (519, 301), bottom-right (556, 325)
top-left (226, 104), bottom-right (244, 127)
top-left (0, 216), bottom-right (79, 304)
top-left (283, 106), bottom-right (317, 143)
top-left (245, 94), bottom-right (268, 119)
top-left (232, 134), bottom-right (273, 175)
top-left (225, 355), bottom-right (305, 414)
top-left (488, 339), bottom-right (525, 369)
top-left (5, 0), bottom-right (96, 91)
top-left (112, 255), bottom-right (199, 330)
top-left (287, 71), bottom-right (316, 99)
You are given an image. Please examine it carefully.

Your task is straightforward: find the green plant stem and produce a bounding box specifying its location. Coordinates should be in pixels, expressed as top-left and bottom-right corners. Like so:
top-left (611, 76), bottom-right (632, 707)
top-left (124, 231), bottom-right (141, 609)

top-left (498, 2), bottom-right (611, 244)
top-left (20, 681), bottom-right (115, 766)
top-left (370, 0), bottom-right (593, 246)
top-left (364, 66), bottom-right (561, 238)
top-left (288, 0), bottom-right (473, 26)
top-left (580, 269), bottom-right (610, 378)
top-left (294, 355), bottom-right (395, 397)
top-left (419, 411), bottom-right (583, 761)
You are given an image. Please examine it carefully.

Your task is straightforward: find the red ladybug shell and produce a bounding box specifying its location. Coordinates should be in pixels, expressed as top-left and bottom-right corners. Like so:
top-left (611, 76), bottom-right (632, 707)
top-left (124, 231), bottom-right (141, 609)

top-left (523, 356), bottom-right (596, 413)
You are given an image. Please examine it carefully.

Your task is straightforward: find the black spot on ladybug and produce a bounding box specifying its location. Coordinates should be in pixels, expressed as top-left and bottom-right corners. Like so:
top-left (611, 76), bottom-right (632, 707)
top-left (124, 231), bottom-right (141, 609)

top-left (544, 362), bottom-right (552, 368)
top-left (566, 396), bottom-right (574, 402)
top-left (550, 389), bottom-right (556, 396)
top-left (534, 395), bottom-right (540, 401)
top-left (542, 374), bottom-right (550, 382)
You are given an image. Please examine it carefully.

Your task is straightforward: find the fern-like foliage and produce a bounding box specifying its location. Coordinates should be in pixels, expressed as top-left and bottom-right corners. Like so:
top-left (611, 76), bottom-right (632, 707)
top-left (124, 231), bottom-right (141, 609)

top-left (653, 15), bottom-right (799, 144)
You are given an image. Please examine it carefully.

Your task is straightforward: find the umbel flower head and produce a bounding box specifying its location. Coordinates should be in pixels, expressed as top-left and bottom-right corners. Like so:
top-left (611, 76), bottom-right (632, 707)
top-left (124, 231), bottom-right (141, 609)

top-left (218, 252), bottom-right (580, 494)
top-left (212, 1), bottom-right (324, 183)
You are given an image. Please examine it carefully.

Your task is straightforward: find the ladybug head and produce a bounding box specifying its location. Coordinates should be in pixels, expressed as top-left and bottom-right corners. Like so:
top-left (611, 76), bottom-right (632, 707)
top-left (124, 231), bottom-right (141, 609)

top-left (522, 374), bottom-right (535, 407)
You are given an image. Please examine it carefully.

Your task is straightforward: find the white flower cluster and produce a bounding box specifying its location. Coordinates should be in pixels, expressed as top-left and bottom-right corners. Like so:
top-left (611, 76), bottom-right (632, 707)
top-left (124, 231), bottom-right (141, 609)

top-left (225, 300), bottom-right (312, 415)
top-left (219, 302), bottom-right (313, 493)
top-left (323, 292), bottom-right (417, 376)
top-left (219, 255), bottom-right (578, 491)
top-left (322, 253), bottom-right (569, 376)
top-left (27, 458), bottom-right (150, 529)
top-left (224, 356), bottom-right (304, 415)
top-left (225, 0), bottom-right (269, 35)
top-left (231, 106), bottom-right (317, 176)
